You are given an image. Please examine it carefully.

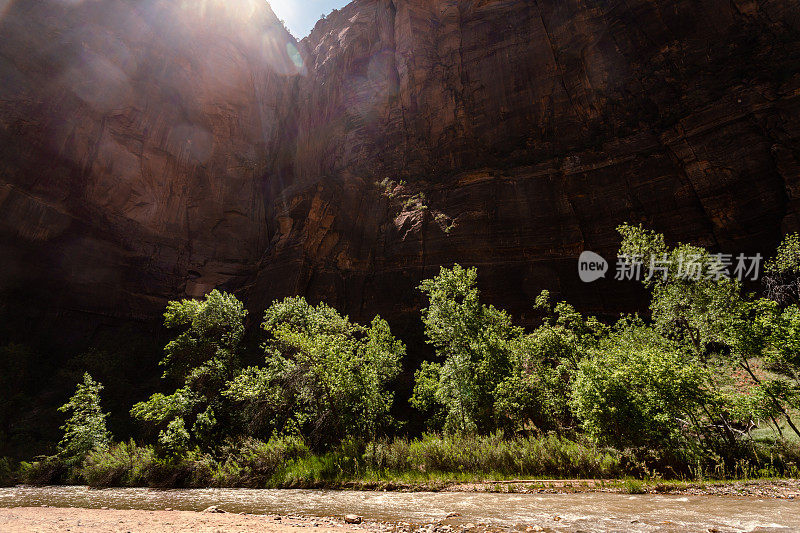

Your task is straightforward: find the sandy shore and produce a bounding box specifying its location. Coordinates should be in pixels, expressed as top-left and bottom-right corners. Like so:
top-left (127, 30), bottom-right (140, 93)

top-left (0, 507), bottom-right (379, 533)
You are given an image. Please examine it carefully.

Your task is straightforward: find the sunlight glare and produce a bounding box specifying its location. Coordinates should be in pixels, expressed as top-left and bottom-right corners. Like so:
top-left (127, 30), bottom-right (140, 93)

top-left (286, 42), bottom-right (303, 70)
top-left (268, 0), bottom-right (295, 22)
top-left (178, 0), bottom-right (261, 22)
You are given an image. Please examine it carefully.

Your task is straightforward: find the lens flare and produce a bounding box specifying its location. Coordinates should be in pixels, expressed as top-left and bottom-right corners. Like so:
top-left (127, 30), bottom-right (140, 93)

top-left (286, 42), bottom-right (303, 70)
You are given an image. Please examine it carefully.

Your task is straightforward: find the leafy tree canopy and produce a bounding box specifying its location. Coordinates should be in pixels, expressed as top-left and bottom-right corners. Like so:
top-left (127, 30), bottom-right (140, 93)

top-left (57, 373), bottom-right (111, 466)
top-left (225, 297), bottom-right (403, 450)
top-left (131, 289), bottom-right (247, 455)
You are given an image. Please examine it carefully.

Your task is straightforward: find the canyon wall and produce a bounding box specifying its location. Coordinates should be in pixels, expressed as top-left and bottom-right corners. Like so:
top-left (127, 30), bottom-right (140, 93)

top-left (1, 0), bottom-right (800, 346)
top-left (0, 0), bottom-right (301, 339)
top-left (253, 0), bottom-right (800, 334)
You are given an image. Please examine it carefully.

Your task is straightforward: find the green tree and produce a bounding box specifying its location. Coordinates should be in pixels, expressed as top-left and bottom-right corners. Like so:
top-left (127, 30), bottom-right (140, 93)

top-left (759, 235), bottom-right (800, 412)
top-left (572, 321), bottom-right (713, 449)
top-left (225, 297), bottom-right (403, 450)
top-left (412, 265), bottom-right (527, 433)
top-left (764, 233), bottom-right (800, 304)
top-left (740, 293), bottom-right (800, 438)
top-left (617, 224), bottom-right (745, 354)
top-left (617, 224), bottom-right (800, 440)
top-left (57, 373), bottom-right (111, 467)
top-left (131, 289), bottom-right (247, 454)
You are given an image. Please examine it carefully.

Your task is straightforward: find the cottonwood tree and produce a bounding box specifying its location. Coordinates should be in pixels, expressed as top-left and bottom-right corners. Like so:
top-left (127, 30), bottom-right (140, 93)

top-left (412, 265), bottom-right (527, 433)
top-left (571, 320), bottom-right (714, 450)
top-left (131, 289), bottom-right (247, 455)
top-left (225, 297), bottom-right (403, 450)
top-left (617, 224), bottom-right (800, 440)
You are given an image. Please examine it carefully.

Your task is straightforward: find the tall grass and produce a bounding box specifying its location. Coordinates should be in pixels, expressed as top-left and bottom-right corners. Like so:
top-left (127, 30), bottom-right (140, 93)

top-left (362, 432), bottom-right (623, 479)
top-left (15, 433), bottom-right (800, 488)
top-left (214, 436), bottom-right (311, 487)
top-left (83, 441), bottom-right (156, 487)
top-left (67, 433), bottom-right (625, 488)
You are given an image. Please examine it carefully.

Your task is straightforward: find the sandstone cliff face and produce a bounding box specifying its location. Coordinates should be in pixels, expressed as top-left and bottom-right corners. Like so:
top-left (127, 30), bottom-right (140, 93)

top-left (0, 0), bottom-right (301, 334)
top-left (1, 0), bottom-right (799, 344)
top-left (253, 0), bottom-right (800, 330)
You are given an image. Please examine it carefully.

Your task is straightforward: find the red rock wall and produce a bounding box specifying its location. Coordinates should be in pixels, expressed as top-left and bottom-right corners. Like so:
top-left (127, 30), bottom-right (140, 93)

top-left (1, 0), bottom-right (799, 341)
top-left (0, 0), bottom-right (302, 329)
top-left (250, 0), bottom-right (800, 329)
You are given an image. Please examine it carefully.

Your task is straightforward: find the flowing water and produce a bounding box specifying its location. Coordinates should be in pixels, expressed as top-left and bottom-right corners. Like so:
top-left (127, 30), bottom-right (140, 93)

top-left (0, 485), bottom-right (798, 532)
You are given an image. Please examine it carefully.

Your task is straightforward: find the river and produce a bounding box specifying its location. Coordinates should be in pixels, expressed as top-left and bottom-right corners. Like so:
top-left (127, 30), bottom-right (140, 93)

top-left (0, 486), bottom-right (798, 532)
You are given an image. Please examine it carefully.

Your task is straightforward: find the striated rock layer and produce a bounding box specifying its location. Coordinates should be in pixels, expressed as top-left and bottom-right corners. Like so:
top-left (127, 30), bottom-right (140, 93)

top-left (0, 0), bottom-right (301, 340)
top-left (1, 0), bottom-right (800, 346)
top-left (253, 0), bottom-right (800, 333)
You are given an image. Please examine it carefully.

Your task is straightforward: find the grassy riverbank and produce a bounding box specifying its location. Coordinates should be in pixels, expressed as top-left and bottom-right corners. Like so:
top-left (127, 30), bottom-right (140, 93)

top-left (7, 229), bottom-right (800, 497)
top-left (9, 432), bottom-right (800, 491)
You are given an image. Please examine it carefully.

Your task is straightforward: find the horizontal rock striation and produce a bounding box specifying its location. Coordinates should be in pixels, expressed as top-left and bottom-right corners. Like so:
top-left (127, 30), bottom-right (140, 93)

top-left (0, 0), bottom-right (301, 337)
top-left (1, 0), bottom-right (799, 345)
top-left (253, 0), bottom-right (800, 329)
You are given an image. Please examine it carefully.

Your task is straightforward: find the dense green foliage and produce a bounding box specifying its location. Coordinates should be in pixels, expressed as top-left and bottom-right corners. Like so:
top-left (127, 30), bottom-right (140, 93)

top-left (412, 264), bottom-right (526, 433)
top-left (225, 297), bottom-right (403, 450)
top-left (410, 228), bottom-right (800, 475)
top-left (56, 373), bottom-right (112, 467)
top-left (572, 322), bottom-right (713, 449)
top-left (12, 226), bottom-right (800, 486)
top-left (615, 225), bottom-right (800, 441)
top-left (130, 289), bottom-right (247, 455)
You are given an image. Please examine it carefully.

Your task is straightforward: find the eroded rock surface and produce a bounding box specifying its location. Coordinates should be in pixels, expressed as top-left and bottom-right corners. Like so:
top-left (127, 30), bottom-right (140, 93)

top-left (0, 0), bottom-right (301, 335)
top-left (1, 0), bottom-right (799, 343)
top-left (253, 0), bottom-right (800, 329)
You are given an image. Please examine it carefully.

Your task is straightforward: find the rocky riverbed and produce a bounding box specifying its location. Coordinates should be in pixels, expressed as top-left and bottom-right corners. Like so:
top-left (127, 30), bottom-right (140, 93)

top-left (2, 485), bottom-right (800, 532)
top-left (0, 507), bottom-right (375, 533)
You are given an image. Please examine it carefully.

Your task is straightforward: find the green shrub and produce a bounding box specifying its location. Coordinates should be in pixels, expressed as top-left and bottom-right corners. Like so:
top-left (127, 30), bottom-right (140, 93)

top-left (226, 297), bottom-right (403, 450)
top-left (84, 445), bottom-right (208, 489)
top-left (139, 456), bottom-right (197, 488)
top-left (0, 457), bottom-right (15, 486)
top-left (572, 322), bottom-right (713, 449)
top-left (18, 456), bottom-right (69, 485)
top-left (82, 441), bottom-right (156, 487)
top-left (218, 435), bottom-right (311, 487)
